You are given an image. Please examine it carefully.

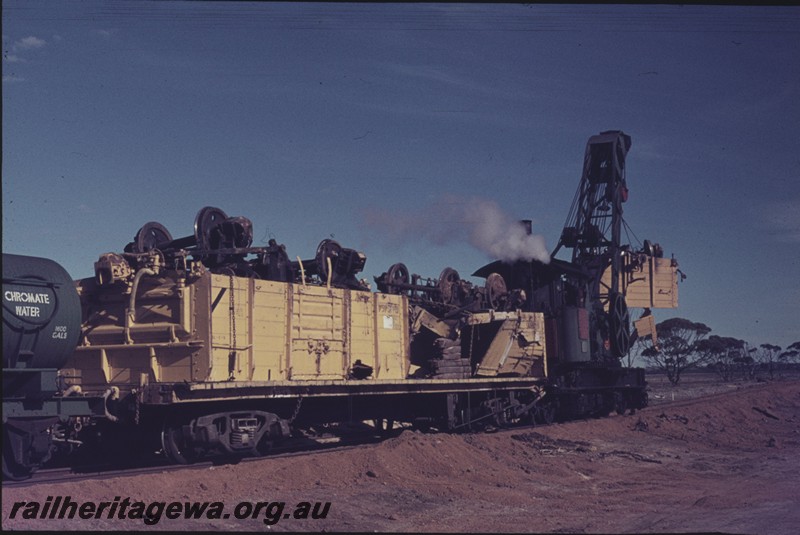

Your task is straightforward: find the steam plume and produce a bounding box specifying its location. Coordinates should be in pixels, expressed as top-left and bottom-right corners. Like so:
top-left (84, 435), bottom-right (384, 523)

top-left (365, 195), bottom-right (550, 264)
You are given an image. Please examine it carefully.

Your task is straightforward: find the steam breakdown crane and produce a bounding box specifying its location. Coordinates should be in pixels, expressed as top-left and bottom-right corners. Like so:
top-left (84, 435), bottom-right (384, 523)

top-left (471, 130), bottom-right (680, 417)
top-left (553, 130), bottom-right (633, 360)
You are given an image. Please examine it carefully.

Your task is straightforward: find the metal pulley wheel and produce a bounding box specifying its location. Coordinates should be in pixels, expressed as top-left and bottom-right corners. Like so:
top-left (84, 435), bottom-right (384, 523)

top-left (485, 272), bottom-right (508, 310)
top-left (385, 263), bottom-right (410, 295)
top-left (608, 291), bottom-right (631, 358)
top-left (437, 267), bottom-right (461, 305)
top-left (315, 239), bottom-right (342, 281)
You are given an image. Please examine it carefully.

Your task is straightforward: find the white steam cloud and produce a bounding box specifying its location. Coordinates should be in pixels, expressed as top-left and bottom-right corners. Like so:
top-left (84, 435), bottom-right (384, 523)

top-left (366, 195), bottom-right (550, 264)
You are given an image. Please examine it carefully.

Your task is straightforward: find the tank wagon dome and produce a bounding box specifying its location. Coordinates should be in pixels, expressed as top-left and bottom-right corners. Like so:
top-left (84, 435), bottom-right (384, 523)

top-left (2, 253), bottom-right (82, 370)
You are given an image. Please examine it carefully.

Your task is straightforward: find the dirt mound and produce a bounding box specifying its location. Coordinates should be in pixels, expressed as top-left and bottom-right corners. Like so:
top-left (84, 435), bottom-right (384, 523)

top-left (4, 380), bottom-right (800, 533)
top-left (634, 382), bottom-right (799, 450)
top-left (541, 379), bottom-right (800, 452)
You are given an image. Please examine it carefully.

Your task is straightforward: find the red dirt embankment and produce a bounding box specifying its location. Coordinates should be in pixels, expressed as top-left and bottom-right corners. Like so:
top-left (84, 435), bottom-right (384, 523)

top-left (3, 379), bottom-right (799, 533)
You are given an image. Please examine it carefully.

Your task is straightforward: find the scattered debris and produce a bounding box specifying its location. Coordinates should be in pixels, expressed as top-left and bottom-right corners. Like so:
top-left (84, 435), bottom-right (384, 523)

top-left (600, 450), bottom-right (662, 464)
top-left (753, 406), bottom-right (780, 420)
top-left (510, 432), bottom-right (593, 454)
top-left (658, 412), bottom-right (689, 424)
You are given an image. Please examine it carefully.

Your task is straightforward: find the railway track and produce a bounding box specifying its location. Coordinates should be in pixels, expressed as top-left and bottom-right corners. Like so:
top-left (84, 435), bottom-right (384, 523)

top-left (3, 433), bottom-right (386, 489)
top-left (647, 378), bottom-right (771, 408)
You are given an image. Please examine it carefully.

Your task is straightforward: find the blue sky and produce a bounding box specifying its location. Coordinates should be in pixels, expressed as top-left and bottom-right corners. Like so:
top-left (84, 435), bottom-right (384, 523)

top-left (3, 2), bottom-right (799, 351)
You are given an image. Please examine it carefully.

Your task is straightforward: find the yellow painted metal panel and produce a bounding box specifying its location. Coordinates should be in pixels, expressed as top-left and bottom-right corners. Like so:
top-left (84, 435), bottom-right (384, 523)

top-left (348, 291), bottom-right (377, 371)
top-left (290, 285), bottom-right (346, 380)
top-left (601, 255), bottom-right (679, 309)
top-left (373, 293), bottom-right (408, 379)
top-left (203, 276), bottom-right (410, 383)
top-left (251, 280), bottom-right (289, 381)
top-left (209, 274), bottom-right (253, 382)
top-left (60, 350), bottom-right (108, 390)
top-left (474, 312), bottom-right (546, 378)
top-left (633, 314), bottom-right (656, 338)
top-left (69, 268), bottom-right (411, 391)
top-left (66, 273), bottom-right (204, 392)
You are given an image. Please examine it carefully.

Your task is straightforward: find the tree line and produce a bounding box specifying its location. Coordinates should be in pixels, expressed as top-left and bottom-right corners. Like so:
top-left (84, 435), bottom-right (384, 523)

top-left (632, 317), bottom-right (800, 385)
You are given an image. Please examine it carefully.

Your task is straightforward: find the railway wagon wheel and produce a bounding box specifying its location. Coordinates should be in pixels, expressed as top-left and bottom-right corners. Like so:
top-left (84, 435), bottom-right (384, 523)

top-left (161, 419), bottom-right (199, 465)
top-left (385, 263), bottom-right (410, 295)
top-left (485, 272), bottom-right (508, 310)
top-left (372, 418), bottom-right (396, 438)
top-left (437, 267), bottom-right (461, 305)
top-left (128, 221), bottom-right (173, 253)
top-left (614, 391), bottom-right (629, 415)
top-left (2, 435), bottom-right (35, 481)
top-left (194, 206), bottom-right (228, 251)
top-left (315, 239), bottom-right (342, 282)
top-left (192, 206), bottom-right (228, 266)
top-left (535, 402), bottom-right (556, 425)
top-left (2, 422), bottom-right (54, 481)
top-left (2, 455), bottom-right (33, 482)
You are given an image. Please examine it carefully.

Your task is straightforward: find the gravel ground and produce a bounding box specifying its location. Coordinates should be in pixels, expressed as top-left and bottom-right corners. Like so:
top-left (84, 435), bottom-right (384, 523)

top-left (4, 374), bottom-right (799, 533)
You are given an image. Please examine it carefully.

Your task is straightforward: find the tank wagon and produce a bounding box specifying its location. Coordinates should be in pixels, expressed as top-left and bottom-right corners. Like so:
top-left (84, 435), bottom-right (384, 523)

top-left (3, 130), bottom-right (680, 474)
top-left (2, 254), bottom-right (106, 480)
